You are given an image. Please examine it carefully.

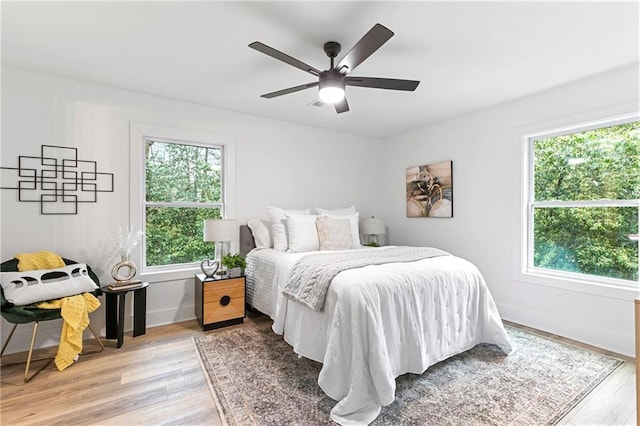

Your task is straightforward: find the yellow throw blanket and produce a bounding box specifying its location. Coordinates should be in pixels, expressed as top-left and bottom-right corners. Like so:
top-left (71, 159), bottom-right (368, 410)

top-left (37, 293), bottom-right (101, 371)
top-left (15, 250), bottom-right (65, 271)
top-left (15, 250), bottom-right (100, 371)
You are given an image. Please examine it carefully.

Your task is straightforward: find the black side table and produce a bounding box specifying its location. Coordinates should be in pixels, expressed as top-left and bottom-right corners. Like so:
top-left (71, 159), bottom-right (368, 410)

top-left (101, 282), bottom-right (149, 348)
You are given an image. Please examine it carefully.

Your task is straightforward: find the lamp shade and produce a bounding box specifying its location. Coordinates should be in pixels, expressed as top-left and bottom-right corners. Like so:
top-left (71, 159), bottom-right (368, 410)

top-left (203, 219), bottom-right (237, 242)
top-left (361, 217), bottom-right (385, 235)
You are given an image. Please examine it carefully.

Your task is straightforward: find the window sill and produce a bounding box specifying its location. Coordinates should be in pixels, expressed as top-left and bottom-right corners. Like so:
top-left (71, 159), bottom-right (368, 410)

top-left (141, 266), bottom-right (201, 284)
top-left (515, 269), bottom-right (639, 301)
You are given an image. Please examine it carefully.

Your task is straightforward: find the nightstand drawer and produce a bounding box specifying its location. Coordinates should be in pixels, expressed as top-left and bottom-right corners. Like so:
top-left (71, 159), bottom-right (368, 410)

top-left (203, 279), bottom-right (245, 324)
top-left (195, 274), bottom-right (246, 331)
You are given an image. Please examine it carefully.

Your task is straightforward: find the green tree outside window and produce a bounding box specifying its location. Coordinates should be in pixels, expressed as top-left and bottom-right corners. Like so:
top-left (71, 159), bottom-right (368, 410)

top-left (531, 121), bottom-right (639, 282)
top-left (145, 140), bottom-right (223, 267)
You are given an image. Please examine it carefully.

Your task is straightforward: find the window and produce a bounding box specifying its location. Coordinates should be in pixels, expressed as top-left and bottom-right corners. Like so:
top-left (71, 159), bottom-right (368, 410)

top-left (130, 124), bottom-right (235, 275)
top-left (144, 139), bottom-right (223, 268)
top-left (525, 117), bottom-right (639, 287)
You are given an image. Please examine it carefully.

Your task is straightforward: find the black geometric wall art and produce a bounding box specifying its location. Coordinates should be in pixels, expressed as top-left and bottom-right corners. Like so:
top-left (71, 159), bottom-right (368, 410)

top-left (0, 145), bottom-right (114, 215)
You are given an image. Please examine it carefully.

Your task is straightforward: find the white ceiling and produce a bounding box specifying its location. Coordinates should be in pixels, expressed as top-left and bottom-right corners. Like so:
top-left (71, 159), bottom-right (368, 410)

top-left (2, 1), bottom-right (638, 139)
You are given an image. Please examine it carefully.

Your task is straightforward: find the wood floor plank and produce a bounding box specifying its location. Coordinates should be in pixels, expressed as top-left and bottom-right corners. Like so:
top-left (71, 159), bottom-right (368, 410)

top-left (1, 314), bottom-right (635, 425)
top-left (558, 362), bottom-right (636, 425)
top-left (99, 390), bottom-right (219, 426)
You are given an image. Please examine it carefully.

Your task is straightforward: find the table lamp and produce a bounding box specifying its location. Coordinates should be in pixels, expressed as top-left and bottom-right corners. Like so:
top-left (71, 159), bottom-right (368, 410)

top-left (361, 216), bottom-right (385, 246)
top-left (203, 219), bottom-right (237, 277)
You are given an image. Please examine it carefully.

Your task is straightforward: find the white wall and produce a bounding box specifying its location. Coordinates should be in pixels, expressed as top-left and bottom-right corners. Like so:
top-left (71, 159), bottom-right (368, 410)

top-left (0, 68), bottom-right (382, 353)
top-left (381, 64), bottom-right (639, 356)
top-left (3, 64), bottom-right (638, 358)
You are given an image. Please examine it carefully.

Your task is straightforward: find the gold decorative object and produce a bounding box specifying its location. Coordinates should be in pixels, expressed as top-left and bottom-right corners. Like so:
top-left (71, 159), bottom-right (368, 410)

top-left (110, 227), bottom-right (143, 287)
top-left (111, 256), bottom-right (137, 283)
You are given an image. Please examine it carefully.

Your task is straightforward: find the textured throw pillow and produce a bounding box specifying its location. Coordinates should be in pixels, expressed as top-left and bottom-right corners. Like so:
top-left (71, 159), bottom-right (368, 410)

top-left (316, 216), bottom-right (355, 250)
top-left (321, 211), bottom-right (361, 248)
top-left (314, 206), bottom-right (357, 215)
top-left (286, 215), bottom-right (320, 252)
top-left (267, 207), bottom-right (310, 251)
top-left (0, 263), bottom-right (99, 306)
top-left (247, 219), bottom-right (272, 249)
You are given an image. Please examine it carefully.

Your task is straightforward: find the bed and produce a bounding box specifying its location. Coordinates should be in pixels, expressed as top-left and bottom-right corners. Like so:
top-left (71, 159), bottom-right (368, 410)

top-left (240, 224), bottom-right (512, 425)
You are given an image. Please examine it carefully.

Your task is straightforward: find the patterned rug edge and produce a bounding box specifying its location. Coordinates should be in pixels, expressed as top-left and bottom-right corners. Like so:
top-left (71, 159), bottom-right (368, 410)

top-left (503, 325), bottom-right (625, 425)
top-left (547, 352), bottom-right (623, 424)
top-left (192, 338), bottom-right (233, 426)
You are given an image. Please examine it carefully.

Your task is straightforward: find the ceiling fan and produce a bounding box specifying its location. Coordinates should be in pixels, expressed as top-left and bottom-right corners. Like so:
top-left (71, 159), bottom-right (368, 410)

top-left (249, 23), bottom-right (420, 114)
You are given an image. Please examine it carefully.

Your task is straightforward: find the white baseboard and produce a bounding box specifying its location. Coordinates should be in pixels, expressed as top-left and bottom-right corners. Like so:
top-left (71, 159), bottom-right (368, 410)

top-left (0, 319), bottom-right (64, 355)
top-left (92, 304), bottom-right (196, 336)
top-left (0, 304), bottom-right (197, 355)
top-left (498, 302), bottom-right (634, 358)
top-left (146, 304), bottom-right (196, 328)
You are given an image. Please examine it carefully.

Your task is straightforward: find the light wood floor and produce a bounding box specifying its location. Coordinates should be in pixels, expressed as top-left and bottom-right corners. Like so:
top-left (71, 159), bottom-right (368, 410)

top-left (0, 314), bottom-right (636, 425)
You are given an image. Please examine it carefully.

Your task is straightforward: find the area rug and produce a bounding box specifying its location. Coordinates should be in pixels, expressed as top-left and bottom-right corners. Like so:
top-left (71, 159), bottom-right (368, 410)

top-left (193, 320), bottom-right (622, 425)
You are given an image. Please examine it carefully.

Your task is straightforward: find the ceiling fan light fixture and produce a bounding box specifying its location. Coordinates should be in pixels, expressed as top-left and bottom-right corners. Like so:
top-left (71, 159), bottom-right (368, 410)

top-left (318, 86), bottom-right (345, 104)
top-left (318, 70), bottom-right (345, 104)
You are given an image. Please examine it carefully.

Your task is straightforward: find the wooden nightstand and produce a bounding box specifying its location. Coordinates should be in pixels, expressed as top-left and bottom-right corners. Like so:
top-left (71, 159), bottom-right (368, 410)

top-left (195, 273), bottom-right (246, 331)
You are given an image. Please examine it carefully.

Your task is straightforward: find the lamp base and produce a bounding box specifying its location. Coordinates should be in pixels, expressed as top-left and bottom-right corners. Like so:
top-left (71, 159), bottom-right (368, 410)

top-left (365, 234), bottom-right (379, 245)
top-left (214, 241), bottom-right (230, 278)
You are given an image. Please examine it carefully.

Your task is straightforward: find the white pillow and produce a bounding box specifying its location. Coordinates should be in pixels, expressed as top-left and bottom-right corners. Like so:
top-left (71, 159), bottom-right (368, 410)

top-left (0, 263), bottom-right (99, 306)
top-left (316, 216), bottom-right (355, 250)
top-left (321, 211), bottom-right (361, 248)
top-left (267, 207), bottom-right (310, 251)
top-left (314, 206), bottom-right (356, 215)
top-left (247, 219), bottom-right (271, 249)
top-left (286, 215), bottom-right (320, 252)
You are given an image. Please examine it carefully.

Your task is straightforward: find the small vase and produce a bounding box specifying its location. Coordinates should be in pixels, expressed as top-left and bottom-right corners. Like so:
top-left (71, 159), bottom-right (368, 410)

top-left (111, 255), bottom-right (137, 283)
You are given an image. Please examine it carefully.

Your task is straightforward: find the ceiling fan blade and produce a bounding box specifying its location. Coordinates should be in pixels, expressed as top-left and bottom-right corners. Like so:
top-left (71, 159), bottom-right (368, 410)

top-left (336, 23), bottom-right (394, 74)
top-left (261, 81), bottom-right (319, 99)
top-left (249, 42), bottom-right (321, 76)
top-left (346, 76), bottom-right (419, 91)
top-left (334, 97), bottom-right (349, 114)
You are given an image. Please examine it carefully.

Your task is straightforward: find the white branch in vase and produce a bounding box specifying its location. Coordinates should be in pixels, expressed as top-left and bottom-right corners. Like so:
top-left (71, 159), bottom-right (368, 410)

top-left (112, 227), bottom-right (144, 258)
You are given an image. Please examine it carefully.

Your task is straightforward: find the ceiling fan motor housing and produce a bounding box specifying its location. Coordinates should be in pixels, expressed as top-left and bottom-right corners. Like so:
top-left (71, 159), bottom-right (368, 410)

top-left (319, 69), bottom-right (345, 91)
top-left (323, 41), bottom-right (342, 58)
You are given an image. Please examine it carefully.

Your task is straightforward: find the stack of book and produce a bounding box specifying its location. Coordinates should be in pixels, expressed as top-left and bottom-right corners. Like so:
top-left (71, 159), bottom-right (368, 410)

top-left (107, 280), bottom-right (143, 291)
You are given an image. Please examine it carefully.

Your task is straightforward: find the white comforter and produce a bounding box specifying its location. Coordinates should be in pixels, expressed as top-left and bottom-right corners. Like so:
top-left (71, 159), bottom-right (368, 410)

top-left (246, 247), bottom-right (513, 425)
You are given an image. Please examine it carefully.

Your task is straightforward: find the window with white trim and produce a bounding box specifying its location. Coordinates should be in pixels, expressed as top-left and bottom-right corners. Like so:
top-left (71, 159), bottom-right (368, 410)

top-left (143, 138), bottom-right (224, 269)
top-left (130, 124), bottom-right (235, 277)
top-left (525, 117), bottom-right (639, 287)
